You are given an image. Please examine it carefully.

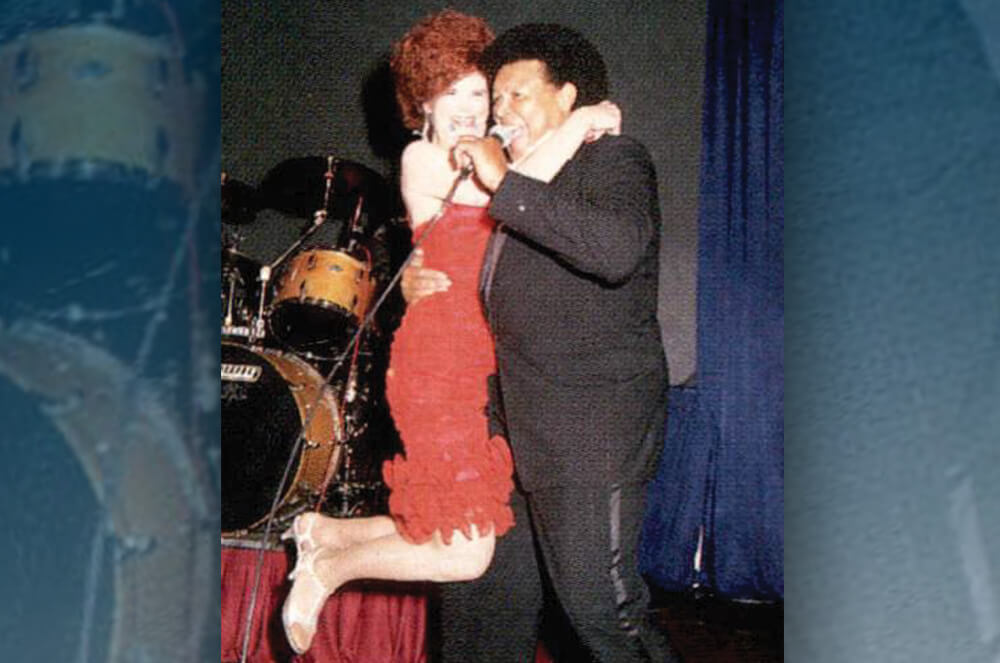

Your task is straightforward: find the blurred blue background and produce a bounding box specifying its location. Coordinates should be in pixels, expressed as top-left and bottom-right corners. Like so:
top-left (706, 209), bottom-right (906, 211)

top-left (3, 0), bottom-right (999, 660)
top-left (0, 1), bottom-right (219, 661)
top-left (785, 1), bottom-right (1000, 660)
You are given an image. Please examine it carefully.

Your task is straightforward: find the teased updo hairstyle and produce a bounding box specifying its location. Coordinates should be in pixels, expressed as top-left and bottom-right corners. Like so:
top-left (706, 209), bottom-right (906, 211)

top-left (391, 10), bottom-right (495, 131)
top-left (481, 23), bottom-right (608, 109)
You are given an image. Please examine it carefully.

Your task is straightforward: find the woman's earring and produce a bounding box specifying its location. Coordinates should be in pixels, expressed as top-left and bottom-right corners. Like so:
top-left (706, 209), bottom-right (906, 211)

top-left (421, 113), bottom-right (431, 142)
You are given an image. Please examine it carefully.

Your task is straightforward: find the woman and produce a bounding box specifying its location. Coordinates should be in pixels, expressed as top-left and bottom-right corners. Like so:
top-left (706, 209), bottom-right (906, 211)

top-left (281, 10), bottom-right (621, 653)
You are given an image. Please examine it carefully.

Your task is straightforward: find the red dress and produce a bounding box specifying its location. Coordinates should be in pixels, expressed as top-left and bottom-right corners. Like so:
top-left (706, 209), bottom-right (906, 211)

top-left (383, 203), bottom-right (515, 545)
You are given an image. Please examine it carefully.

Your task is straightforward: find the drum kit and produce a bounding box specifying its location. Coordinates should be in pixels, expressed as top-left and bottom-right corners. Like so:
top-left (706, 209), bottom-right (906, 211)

top-left (221, 155), bottom-right (403, 543)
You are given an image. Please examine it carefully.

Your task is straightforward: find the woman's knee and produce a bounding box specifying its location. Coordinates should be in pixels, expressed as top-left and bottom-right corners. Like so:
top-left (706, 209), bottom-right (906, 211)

top-left (432, 526), bottom-right (496, 580)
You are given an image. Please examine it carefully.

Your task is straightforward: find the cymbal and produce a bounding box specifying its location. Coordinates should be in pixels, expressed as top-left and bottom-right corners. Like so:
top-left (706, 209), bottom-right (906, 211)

top-left (255, 156), bottom-right (395, 222)
top-left (222, 246), bottom-right (260, 268)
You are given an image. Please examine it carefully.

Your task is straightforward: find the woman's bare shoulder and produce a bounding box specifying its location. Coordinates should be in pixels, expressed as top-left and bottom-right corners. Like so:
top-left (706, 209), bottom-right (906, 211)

top-left (401, 139), bottom-right (457, 197)
top-left (402, 139), bottom-right (447, 171)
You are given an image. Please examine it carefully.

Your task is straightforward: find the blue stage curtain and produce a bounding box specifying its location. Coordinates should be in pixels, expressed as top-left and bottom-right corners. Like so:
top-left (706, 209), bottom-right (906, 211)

top-left (641, 0), bottom-right (784, 600)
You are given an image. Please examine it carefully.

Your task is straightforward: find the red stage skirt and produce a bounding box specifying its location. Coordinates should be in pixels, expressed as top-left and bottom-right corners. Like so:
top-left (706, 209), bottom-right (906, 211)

top-left (221, 547), bottom-right (427, 663)
top-left (221, 547), bottom-right (554, 662)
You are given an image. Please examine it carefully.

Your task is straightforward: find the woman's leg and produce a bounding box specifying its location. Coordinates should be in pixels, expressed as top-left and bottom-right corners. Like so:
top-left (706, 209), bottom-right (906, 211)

top-left (287, 511), bottom-right (400, 552)
top-left (283, 524), bottom-right (496, 653)
top-left (320, 524), bottom-right (495, 586)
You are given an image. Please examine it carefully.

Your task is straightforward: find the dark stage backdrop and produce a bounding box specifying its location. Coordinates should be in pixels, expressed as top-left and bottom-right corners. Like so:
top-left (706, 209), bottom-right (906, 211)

top-left (221, 0), bottom-right (706, 384)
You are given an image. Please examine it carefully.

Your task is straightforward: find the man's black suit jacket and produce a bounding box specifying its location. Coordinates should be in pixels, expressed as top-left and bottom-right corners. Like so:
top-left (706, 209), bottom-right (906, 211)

top-left (483, 135), bottom-right (668, 491)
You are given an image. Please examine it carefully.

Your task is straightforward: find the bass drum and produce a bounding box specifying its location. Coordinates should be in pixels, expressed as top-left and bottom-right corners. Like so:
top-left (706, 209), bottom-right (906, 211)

top-left (222, 342), bottom-right (344, 535)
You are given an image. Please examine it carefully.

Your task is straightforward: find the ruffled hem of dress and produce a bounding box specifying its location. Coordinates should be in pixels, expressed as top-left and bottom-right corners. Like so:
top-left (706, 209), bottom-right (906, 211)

top-left (382, 435), bottom-right (515, 545)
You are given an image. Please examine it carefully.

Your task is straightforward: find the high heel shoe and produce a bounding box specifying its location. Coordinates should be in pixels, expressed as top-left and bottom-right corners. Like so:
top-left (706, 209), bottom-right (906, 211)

top-left (281, 514), bottom-right (330, 654)
top-left (281, 512), bottom-right (320, 580)
top-left (282, 545), bottom-right (332, 654)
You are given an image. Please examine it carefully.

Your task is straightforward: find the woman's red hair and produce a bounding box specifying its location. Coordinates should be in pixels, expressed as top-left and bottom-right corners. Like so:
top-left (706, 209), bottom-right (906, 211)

top-left (391, 10), bottom-right (494, 131)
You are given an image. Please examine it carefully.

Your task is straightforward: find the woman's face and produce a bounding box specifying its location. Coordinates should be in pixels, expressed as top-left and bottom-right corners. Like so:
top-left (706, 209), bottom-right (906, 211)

top-left (423, 71), bottom-right (489, 149)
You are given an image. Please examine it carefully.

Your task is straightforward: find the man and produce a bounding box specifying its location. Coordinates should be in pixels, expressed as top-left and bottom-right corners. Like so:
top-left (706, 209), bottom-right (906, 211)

top-left (410, 23), bottom-right (678, 662)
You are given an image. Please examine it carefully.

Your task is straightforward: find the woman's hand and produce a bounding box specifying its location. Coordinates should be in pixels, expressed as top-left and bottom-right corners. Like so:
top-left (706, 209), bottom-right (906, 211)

top-left (401, 248), bottom-right (451, 304)
top-left (572, 100), bottom-right (622, 143)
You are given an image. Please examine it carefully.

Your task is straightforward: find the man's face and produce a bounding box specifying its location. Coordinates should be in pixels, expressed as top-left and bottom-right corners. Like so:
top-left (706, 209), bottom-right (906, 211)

top-left (491, 59), bottom-right (576, 160)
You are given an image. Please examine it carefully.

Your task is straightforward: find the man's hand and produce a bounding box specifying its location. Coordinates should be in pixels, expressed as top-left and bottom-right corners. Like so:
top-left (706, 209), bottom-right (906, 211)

top-left (401, 248), bottom-right (451, 305)
top-left (453, 135), bottom-right (509, 192)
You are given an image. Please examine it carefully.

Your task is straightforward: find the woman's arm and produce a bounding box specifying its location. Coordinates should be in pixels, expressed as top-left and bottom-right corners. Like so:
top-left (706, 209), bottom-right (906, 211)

top-left (402, 138), bottom-right (491, 227)
top-left (398, 140), bottom-right (455, 303)
top-left (512, 101), bottom-right (622, 183)
top-left (400, 140), bottom-right (447, 227)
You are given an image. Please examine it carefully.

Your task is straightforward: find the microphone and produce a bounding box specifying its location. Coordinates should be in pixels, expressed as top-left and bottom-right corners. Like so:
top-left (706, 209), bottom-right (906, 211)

top-left (486, 123), bottom-right (516, 148)
top-left (459, 124), bottom-right (516, 178)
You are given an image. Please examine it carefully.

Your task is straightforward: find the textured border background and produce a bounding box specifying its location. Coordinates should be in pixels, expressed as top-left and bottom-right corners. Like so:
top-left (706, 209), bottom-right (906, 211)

top-left (786, 1), bottom-right (1000, 660)
top-left (0, 1), bottom-right (220, 660)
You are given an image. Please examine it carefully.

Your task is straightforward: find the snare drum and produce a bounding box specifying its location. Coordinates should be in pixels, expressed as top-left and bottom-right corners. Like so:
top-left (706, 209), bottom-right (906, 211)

top-left (269, 249), bottom-right (375, 358)
top-left (222, 343), bottom-right (344, 535)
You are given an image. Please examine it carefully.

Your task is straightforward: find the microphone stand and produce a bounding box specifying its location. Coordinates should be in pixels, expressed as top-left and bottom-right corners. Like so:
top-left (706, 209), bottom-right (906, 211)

top-left (236, 161), bottom-right (472, 663)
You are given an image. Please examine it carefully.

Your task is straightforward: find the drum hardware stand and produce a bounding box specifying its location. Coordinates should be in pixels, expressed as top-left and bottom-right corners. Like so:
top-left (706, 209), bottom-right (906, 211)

top-left (223, 261), bottom-right (245, 330)
top-left (314, 430), bottom-right (350, 513)
top-left (342, 192), bottom-right (365, 252)
top-left (267, 207), bottom-right (331, 274)
top-left (237, 160), bottom-right (470, 663)
top-left (323, 156), bottom-right (337, 212)
top-left (313, 323), bottom-right (364, 507)
top-left (247, 205), bottom-right (331, 343)
top-left (221, 223), bottom-right (247, 251)
top-left (343, 325), bottom-right (364, 403)
top-left (345, 369), bottom-right (358, 402)
top-left (223, 280), bottom-right (237, 328)
top-left (318, 155), bottom-right (373, 262)
top-left (250, 264), bottom-right (270, 342)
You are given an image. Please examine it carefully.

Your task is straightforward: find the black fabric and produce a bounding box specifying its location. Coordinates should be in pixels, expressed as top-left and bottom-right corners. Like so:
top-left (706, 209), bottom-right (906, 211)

top-left (437, 484), bottom-right (679, 663)
top-left (485, 135), bottom-right (668, 491)
top-left (484, 372), bottom-right (507, 440)
top-left (442, 135), bottom-right (678, 661)
top-left (529, 483), bottom-right (676, 662)
top-left (436, 491), bottom-right (542, 663)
